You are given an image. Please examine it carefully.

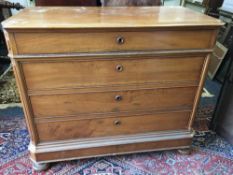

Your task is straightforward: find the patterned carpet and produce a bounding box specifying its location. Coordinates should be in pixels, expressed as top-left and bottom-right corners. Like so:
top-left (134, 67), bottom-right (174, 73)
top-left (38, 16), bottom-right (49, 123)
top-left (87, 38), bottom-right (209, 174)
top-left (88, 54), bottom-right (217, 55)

top-left (0, 107), bottom-right (233, 175)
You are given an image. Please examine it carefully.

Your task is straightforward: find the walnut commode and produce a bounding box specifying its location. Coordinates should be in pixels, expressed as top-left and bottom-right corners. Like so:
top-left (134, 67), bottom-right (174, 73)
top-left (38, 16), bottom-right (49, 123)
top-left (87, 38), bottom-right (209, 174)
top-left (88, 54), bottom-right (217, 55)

top-left (2, 7), bottom-right (222, 171)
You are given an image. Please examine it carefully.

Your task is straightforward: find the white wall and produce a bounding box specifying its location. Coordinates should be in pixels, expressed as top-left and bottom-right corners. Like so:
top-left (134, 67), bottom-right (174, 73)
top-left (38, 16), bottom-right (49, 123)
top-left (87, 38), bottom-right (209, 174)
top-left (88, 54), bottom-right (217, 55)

top-left (9, 0), bottom-right (34, 15)
top-left (221, 0), bottom-right (233, 13)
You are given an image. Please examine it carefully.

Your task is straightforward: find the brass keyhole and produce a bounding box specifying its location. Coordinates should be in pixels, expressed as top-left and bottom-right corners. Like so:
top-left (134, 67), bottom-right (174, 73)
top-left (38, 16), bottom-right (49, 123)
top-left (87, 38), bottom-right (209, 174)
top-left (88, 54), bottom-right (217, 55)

top-left (116, 36), bottom-right (125, 45)
top-left (116, 64), bottom-right (123, 72)
top-left (114, 120), bottom-right (121, 126)
top-left (115, 95), bottom-right (122, 101)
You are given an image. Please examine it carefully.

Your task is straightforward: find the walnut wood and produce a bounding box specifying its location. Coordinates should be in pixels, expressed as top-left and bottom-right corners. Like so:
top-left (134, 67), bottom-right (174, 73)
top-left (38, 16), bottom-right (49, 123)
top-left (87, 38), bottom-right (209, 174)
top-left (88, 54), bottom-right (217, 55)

top-left (2, 30), bottom-right (17, 56)
top-left (188, 55), bottom-right (211, 129)
top-left (29, 131), bottom-right (193, 163)
top-left (2, 7), bottom-right (222, 29)
top-left (14, 30), bottom-right (215, 54)
top-left (21, 56), bottom-right (204, 90)
top-left (35, 111), bottom-right (191, 142)
top-left (11, 59), bottom-right (39, 144)
top-left (33, 138), bottom-right (192, 162)
top-left (30, 87), bottom-right (197, 118)
top-left (12, 50), bottom-right (213, 60)
top-left (2, 7), bottom-right (222, 168)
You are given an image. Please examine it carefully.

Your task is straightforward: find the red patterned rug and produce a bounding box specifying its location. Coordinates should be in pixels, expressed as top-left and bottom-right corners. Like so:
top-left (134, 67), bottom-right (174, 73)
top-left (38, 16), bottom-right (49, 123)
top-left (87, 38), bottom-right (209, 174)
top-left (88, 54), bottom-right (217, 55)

top-left (0, 107), bottom-right (233, 175)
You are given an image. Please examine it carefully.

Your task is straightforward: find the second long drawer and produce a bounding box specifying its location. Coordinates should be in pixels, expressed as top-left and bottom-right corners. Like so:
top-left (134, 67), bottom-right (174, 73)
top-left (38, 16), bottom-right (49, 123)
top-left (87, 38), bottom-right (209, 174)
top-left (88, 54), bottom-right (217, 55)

top-left (30, 87), bottom-right (197, 118)
top-left (22, 56), bottom-right (205, 90)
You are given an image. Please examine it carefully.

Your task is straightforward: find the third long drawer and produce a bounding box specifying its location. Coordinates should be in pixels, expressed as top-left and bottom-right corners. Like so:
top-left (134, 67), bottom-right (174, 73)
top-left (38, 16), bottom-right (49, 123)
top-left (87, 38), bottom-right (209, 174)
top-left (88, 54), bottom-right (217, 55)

top-left (30, 86), bottom-right (197, 118)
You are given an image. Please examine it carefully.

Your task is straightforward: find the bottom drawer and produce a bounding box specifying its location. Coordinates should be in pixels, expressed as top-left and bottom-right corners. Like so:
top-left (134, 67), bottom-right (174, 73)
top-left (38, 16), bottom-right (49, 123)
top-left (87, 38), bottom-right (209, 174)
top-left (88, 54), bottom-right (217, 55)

top-left (35, 111), bottom-right (191, 142)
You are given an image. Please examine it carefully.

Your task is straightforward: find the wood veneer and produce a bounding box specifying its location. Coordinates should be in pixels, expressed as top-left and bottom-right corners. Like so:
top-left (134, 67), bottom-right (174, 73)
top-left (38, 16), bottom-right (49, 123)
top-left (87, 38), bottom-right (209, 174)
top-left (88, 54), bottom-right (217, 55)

top-left (2, 6), bottom-right (223, 170)
top-left (35, 111), bottom-right (191, 142)
top-left (14, 30), bottom-right (214, 54)
top-left (30, 87), bottom-right (196, 117)
top-left (22, 56), bottom-right (204, 90)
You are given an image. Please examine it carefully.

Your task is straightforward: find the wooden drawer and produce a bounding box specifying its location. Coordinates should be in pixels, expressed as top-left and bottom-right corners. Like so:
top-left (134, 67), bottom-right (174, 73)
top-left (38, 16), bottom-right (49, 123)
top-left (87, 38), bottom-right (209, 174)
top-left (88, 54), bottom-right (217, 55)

top-left (35, 111), bottom-right (191, 142)
top-left (22, 57), bottom-right (204, 90)
top-left (14, 30), bottom-right (214, 54)
top-left (30, 87), bottom-right (197, 118)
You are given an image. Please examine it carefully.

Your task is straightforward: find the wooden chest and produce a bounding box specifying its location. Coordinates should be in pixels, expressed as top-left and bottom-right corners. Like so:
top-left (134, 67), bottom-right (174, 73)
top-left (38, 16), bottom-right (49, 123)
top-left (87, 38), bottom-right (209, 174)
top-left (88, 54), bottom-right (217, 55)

top-left (2, 7), bottom-right (222, 171)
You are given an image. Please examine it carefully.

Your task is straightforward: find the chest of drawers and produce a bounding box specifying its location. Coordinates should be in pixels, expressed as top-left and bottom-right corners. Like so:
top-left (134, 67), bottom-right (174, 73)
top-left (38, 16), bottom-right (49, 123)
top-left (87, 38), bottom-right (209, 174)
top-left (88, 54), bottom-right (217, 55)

top-left (2, 6), bottom-right (222, 171)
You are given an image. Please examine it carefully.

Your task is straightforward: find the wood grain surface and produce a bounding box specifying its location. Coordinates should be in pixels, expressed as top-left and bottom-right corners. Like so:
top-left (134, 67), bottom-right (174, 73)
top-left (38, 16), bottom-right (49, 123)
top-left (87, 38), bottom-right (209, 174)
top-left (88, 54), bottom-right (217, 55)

top-left (2, 6), bottom-right (222, 165)
top-left (22, 56), bottom-right (204, 90)
top-left (2, 7), bottom-right (223, 29)
top-left (35, 111), bottom-right (191, 141)
top-left (30, 87), bottom-right (197, 118)
top-left (13, 30), bottom-right (215, 54)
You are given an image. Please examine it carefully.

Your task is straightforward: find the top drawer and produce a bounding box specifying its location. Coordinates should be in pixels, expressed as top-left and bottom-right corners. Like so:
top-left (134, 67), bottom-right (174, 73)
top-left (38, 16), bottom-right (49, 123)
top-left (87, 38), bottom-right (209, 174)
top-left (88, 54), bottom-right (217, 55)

top-left (14, 30), bottom-right (215, 54)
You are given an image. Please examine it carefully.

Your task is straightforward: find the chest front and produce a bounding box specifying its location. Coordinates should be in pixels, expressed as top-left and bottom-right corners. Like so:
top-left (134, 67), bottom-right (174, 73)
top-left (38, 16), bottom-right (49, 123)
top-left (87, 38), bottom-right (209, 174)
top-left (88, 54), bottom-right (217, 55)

top-left (2, 6), bottom-right (222, 170)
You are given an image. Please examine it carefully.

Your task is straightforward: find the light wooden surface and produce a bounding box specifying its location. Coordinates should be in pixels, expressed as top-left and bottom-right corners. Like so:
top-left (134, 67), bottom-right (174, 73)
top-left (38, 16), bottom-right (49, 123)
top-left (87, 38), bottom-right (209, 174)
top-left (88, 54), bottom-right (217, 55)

top-left (35, 111), bottom-right (191, 141)
top-left (30, 87), bottom-right (196, 117)
top-left (2, 7), bottom-right (222, 169)
top-left (30, 131), bottom-right (193, 162)
top-left (2, 7), bottom-right (222, 29)
top-left (14, 30), bottom-right (215, 54)
top-left (22, 56), bottom-right (204, 90)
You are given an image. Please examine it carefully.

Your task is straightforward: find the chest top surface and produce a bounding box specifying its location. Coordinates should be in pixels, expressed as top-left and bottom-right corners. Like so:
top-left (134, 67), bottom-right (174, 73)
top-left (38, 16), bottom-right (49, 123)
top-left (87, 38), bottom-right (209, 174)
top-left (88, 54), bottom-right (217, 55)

top-left (2, 6), bottom-right (222, 29)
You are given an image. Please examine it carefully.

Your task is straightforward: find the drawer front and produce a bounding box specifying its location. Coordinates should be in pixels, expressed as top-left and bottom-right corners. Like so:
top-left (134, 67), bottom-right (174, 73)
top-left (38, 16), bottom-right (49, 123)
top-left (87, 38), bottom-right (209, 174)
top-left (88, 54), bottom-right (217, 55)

top-left (35, 111), bottom-right (190, 142)
top-left (30, 87), bottom-right (197, 118)
top-left (22, 57), bottom-right (204, 90)
top-left (14, 30), bottom-right (214, 54)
